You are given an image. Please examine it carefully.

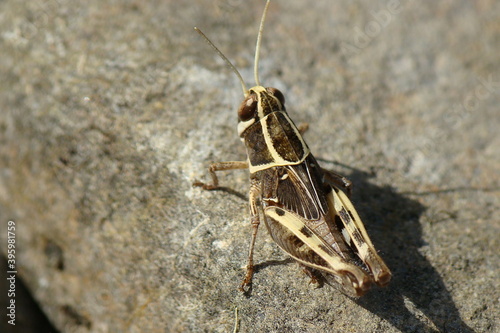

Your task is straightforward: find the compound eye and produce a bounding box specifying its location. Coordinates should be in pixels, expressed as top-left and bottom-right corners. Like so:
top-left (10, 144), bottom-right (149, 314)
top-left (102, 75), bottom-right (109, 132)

top-left (238, 94), bottom-right (258, 121)
top-left (266, 87), bottom-right (285, 106)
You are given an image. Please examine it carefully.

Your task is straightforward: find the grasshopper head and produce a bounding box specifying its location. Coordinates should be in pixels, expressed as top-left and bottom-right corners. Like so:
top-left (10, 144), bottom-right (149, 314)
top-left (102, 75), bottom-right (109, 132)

top-left (237, 86), bottom-right (285, 137)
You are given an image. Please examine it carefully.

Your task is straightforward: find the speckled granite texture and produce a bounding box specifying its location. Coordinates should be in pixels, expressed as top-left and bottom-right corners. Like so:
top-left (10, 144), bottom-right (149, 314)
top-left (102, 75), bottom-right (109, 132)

top-left (0, 1), bottom-right (498, 332)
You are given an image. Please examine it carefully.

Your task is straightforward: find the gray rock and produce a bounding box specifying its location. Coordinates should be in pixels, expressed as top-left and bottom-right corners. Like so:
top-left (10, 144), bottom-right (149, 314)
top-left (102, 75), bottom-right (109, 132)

top-left (0, 0), bottom-right (498, 332)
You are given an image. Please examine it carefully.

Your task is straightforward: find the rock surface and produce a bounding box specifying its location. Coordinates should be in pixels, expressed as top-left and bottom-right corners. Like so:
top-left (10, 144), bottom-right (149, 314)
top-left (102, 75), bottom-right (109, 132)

top-left (0, 0), bottom-right (498, 332)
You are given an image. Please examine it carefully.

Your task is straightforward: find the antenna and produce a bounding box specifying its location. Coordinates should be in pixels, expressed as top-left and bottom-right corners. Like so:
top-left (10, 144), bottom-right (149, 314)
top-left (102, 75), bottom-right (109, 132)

top-left (194, 27), bottom-right (248, 96)
top-left (254, 0), bottom-right (271, 86)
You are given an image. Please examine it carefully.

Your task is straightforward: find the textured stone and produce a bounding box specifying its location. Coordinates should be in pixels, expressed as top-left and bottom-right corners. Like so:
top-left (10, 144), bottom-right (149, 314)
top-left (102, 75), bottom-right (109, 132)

top-left (0, 0), bottom-right (498, 332)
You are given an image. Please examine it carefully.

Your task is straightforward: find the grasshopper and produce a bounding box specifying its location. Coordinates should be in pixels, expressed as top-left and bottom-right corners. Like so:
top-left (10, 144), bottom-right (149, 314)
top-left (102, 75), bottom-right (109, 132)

top-left (194, 0), bottom-right (391, 296)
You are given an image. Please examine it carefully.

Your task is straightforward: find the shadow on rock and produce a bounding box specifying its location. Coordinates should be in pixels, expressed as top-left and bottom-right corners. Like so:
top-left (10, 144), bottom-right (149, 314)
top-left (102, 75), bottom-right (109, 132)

top-left (345, 168), bottom-right (475, 333)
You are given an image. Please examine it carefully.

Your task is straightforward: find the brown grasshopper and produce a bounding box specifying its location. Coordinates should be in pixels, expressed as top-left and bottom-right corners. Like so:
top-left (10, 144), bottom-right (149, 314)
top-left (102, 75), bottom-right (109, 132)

top-left (194, 0), bottom-right (391, 296)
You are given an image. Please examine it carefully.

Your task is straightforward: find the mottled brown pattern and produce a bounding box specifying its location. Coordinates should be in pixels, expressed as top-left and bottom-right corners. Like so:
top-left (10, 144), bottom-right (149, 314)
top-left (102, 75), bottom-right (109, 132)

top-left (299, 225), bottom-right (313, 238)
top-left (266, 112), bottom-right (305, 162)
top-left (258, 90), bottom-right (282, 116)
top-left (243, 121), bottom-right (273, 167)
